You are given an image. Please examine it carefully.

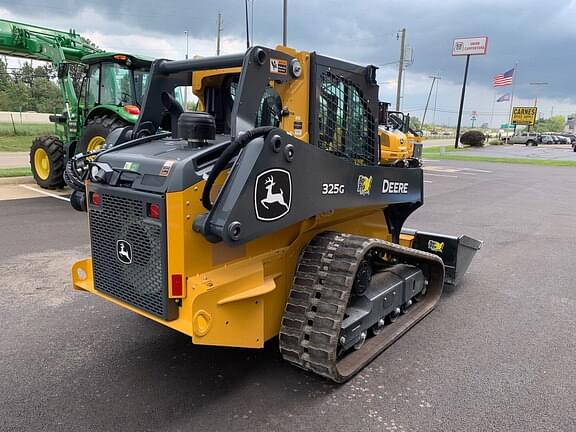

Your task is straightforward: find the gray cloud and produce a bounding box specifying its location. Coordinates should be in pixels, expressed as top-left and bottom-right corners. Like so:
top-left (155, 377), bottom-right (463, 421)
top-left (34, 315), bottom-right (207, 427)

top-left (2, 0), bottom-right (575, 118)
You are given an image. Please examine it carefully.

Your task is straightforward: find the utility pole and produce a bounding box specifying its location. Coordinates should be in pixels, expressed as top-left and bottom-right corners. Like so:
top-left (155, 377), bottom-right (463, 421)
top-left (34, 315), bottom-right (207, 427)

top-left (529, 81), bottom-right (548, 110)
top-left (245, 0), bottom-right (250, 48)
top-left (282, 0), bottom-right (288, 46)
top-left (395, 28), bottom-right (406, 111)
top-left (184, 30), bottom-right (189, 111)
top-left (432, 73), bottom-right (439, 128)
top-left (250, 0), bottom-right (255, 46)
top-left (421, 74), bottom-right (440, 130)
top-left (216, 12), bottom-right (223, 56)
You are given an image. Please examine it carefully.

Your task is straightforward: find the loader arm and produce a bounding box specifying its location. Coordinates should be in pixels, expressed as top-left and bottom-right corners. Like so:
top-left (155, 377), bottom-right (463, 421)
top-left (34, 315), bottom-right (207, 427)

top-left (0, 19), bottom-right (102, 119)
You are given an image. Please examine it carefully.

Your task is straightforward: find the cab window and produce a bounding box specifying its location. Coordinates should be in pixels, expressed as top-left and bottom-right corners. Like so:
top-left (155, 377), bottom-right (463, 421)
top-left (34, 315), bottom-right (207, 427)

top-left (101, 63), bottom-right (132, 106)
top-left (86, 64), bottom-right (100, 108)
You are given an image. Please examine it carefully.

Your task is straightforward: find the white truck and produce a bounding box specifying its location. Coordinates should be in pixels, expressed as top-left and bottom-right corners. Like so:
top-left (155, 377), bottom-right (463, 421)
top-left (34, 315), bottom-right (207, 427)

top-left (508, 132), bottom-right (540, 146)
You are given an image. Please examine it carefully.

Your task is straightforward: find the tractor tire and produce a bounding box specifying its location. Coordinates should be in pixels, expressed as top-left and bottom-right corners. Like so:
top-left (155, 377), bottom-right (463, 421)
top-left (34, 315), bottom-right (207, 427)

top-left (77, 115), bottom-right (129, 154)
top-left (29, 136), bottom-right (66, 189)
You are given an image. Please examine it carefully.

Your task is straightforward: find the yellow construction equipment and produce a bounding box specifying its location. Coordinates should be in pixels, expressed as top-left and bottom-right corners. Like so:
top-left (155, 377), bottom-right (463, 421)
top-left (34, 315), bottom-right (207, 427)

top-left (70, 45), bottom-right (481, 382)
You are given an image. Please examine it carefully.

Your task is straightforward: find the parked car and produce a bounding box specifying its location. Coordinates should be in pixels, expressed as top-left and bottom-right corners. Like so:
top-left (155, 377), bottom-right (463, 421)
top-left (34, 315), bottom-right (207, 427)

top-left (556, 135), bottom-right (570, 144)
top-left (550, 135), bottom-right (560, 144)
top-left (564, 134), bottom-right (576, 144)
top-left (509, 132), bottom-right (540, 146)
top-left (540, 135), bottom-right (554, 145)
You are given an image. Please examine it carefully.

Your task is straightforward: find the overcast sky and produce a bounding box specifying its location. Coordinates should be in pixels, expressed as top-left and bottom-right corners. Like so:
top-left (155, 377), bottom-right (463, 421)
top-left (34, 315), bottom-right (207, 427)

top-left (2, 0), bottom-right (575, 127)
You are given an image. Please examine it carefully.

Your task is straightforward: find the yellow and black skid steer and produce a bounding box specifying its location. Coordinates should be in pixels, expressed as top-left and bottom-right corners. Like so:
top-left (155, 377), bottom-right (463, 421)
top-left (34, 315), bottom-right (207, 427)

top-left (69, 46), bottom-right (482, 382)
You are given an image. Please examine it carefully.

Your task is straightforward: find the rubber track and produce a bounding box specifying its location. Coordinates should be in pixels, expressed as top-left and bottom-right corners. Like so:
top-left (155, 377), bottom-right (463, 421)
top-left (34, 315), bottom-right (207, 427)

top-left (279, 231), bottom-right (445, 383)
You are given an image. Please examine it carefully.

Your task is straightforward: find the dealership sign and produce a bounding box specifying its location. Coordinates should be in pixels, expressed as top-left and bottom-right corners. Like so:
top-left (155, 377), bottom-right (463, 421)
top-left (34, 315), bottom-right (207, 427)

top-left (511, 107), bottom-right (538, 126)
top-left (452, 37), bottom-right (488, 56)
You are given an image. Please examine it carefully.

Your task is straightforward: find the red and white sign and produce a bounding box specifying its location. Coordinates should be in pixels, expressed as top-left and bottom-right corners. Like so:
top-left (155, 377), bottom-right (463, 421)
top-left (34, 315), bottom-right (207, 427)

top-left (452, 37), bottom-right (488, 56)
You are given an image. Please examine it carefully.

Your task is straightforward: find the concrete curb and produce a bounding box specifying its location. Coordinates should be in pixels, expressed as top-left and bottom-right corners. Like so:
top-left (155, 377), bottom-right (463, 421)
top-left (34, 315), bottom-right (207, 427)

top-left (0, 176), bottom-right (34, 185)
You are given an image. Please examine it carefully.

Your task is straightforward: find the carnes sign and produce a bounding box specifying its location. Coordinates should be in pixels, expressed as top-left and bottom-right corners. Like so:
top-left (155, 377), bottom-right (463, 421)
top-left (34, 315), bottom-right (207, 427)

top-left (511, 107), bottom-right (538, 126)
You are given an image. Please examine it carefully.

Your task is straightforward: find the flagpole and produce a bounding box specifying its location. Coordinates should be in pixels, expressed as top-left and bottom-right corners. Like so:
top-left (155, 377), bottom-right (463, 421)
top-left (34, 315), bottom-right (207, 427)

top-left (507, 62), bottom-right (518, 129)
top-left (489, 89), bottom-right (496, 129)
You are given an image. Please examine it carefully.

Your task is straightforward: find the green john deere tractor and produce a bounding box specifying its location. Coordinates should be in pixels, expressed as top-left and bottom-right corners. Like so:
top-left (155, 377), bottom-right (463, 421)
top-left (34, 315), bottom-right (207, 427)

top-left (0, 19), bottom-right (153, 188)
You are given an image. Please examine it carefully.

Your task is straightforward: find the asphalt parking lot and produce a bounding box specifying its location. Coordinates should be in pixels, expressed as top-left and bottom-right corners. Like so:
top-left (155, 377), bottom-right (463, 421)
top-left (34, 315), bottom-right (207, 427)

top-left (462, 143), bottom-right (576, 161)
top-left (1, 160), bottom-right (575, 432)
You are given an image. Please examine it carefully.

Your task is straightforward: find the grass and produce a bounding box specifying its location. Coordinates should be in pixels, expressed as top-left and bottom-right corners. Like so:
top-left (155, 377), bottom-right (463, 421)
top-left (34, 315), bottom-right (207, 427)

top-left (0, 167), bottom-right (32, 177)
top-left (0, 123), bottom-right (55, 152)
top-left (423, 144), bottom-right (576, 166)
top-left (0, 135), bottom-right (37, 152)
top-left (423, 145), bottom-right (468, 153)
top-left (0, 123), bottom-right (54, 137)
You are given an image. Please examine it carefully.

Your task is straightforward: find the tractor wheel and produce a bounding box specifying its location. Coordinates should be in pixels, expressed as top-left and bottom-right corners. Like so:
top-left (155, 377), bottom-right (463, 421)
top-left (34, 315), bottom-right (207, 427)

top-left (77, 115), bottom-right (129, 154)
top-left (29, 136), bottom-right (66, 189)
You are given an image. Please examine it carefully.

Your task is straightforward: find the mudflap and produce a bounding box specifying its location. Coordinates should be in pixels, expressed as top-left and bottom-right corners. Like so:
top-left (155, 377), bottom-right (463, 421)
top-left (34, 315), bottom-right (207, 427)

top-left (403, 230), bottom-right (483, 286)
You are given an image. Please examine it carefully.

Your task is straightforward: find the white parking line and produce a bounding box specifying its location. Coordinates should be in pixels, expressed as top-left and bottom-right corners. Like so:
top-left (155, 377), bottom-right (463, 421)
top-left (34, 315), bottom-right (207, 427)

top-left (424, 180), bottom-right (433, 183)
top-left (19, 184), bottom-right (70, 202)
top-left (424, 173), bottom-right (458, 178)
top-left (461, 168), bottom-right (492, 173)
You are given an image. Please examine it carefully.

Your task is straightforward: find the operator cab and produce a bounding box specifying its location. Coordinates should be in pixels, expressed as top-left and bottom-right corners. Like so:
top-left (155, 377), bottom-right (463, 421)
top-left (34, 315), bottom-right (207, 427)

top-left (194, 71), bottom-right (282, 134)
top-left (78, 53), bottom-right (153, 118)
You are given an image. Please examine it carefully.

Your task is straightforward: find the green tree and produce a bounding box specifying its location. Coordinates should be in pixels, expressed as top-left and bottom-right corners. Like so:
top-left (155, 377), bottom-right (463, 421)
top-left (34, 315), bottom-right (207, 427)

top-left (0, 61), bottom-right (64, 113)
top-left (409, 116), bottom-right (422, 131)
top-left (535, 115), bottom-right (565, 132)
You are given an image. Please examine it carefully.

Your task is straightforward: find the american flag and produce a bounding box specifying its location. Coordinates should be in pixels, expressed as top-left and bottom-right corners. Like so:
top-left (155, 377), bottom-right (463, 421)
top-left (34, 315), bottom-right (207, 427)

top-left (493, 68), bottom-right (514, 87)
top-left (496, 93), bottom-right (510, 102)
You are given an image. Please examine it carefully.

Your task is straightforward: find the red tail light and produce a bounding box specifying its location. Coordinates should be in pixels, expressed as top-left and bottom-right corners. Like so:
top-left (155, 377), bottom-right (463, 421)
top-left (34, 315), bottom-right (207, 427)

top-left (147, 203), bottom-right (160, 219)
top-left (90, 192), bottom-right (101, 206)
top-left (123, 104), bottom-right (140, 115)
top-left (171, 274), bottom-right (183, 297)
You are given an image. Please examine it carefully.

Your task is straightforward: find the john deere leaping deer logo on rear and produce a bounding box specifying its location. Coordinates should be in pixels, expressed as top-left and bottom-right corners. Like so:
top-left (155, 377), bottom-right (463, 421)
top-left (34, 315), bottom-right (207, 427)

top-left (254, 168), bottom-right (292, 221)
top-left (116, 240), bottom-right (133, 264)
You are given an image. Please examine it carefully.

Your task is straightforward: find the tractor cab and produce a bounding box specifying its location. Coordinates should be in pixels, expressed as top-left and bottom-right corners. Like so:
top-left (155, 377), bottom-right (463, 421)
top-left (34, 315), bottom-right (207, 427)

top-left (78, 52), bottom-right (153, 126)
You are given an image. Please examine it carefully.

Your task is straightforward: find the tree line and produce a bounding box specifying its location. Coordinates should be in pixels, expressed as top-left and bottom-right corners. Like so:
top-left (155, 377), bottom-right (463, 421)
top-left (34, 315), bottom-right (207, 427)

top-left (0, 58), bottom-right (76, 113)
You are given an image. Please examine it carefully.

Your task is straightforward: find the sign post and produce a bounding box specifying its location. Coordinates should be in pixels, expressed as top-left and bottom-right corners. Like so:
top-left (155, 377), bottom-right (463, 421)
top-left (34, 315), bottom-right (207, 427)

top-left (452, 36), bottom-right (488, 148)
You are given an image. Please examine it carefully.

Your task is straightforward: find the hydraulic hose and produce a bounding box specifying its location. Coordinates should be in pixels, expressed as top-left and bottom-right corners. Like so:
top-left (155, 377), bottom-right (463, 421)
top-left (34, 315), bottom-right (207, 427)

top-left (64, 152), bottom-right (94, 192)
top-left (201, 126), bottom-right (275, 210)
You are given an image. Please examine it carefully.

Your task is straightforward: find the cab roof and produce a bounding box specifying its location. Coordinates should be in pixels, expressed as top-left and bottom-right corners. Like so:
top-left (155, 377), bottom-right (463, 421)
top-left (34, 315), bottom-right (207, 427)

top-left (81, 52), bottom-right (154, 68)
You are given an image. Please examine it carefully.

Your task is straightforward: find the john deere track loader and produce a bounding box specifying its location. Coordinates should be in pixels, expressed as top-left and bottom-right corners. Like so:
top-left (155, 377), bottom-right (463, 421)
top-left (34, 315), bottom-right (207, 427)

top-left (70, 46), bottom-right (481, 382)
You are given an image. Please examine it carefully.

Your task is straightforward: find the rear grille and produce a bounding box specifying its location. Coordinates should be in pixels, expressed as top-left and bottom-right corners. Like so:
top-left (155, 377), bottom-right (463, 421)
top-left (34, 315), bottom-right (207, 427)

top-left (88, 187), bottom-right (176, 320)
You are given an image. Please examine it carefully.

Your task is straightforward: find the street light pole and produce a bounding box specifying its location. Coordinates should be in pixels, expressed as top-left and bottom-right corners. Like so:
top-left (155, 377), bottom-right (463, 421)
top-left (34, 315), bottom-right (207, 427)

top-left (395, 28), bottom-right (406, 111)
top-left (454, 54), bottom-right (471, 148)
top-left (282, 0), bottom-right (288, 46)
top-left (529, 81), bottom-right (548, 131)
top-left (216, 13), bottom-right (223, 55)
